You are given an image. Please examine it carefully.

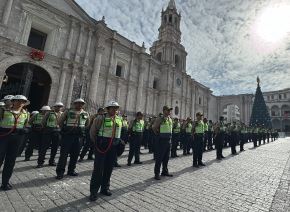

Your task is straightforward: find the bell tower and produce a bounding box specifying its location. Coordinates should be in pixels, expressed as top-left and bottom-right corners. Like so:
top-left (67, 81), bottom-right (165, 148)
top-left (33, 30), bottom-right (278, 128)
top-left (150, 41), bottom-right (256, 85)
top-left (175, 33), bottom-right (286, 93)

top-left (150, 0), bottom-right (187, 72)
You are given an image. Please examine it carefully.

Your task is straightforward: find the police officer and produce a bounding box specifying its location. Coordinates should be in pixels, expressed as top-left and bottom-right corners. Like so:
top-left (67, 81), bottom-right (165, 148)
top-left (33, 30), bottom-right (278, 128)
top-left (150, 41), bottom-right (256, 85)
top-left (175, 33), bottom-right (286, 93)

top-left (230, 122), bottom-right (238, 155)
top-left (214, 116), bottom-right (226, 160)
top-left (0, 95), bottom-right (29, 190)
top-left (127, 112), bottom-right (144, 166)
top-left (183, 117), bottom-right (192, 155)
top-left (203, 118), bottom-right (209, 151)
top-left (25, 106), bottom-right (50, 161)
top-left (79, 107), bottom-right (105, 162)
top-left (252, 125), bottom-right (259, 148)
top-left (56, 98), bottom-right (89, 179)
top-left (1, 95), bottom-right (14, 110)
top-left (240, 123), bottom-right (246, 151)
top-left (89, 101), bottom-right (122, 201)
top-left (171, 118), bottom-right (180, 158)
top-left (208, 120), bottom-right (214, 150)
top-left (37, 103), bottom-right (64, 168)
top-left (192, 112), bottom-right (206, 167)
top-left (121, 114), bottom-right (129, 144)
top-left (152, 106), bottom-right (173, 180)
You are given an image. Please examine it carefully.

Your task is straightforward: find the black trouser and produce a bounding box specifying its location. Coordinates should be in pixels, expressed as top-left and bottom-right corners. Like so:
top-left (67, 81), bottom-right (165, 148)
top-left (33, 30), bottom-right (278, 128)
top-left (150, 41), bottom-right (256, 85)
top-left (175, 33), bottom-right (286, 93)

top-left (193, 134), bottom-right (204, 165)
top-left (90, 137), bottom-right (118, 195)
top-left (56, 133), bottom-right (82, 176)
top-left (38, 129), bottom-right (61, 165)
top-left (128, 133), bottom-right (142, 163)
top-left (18, 130), bottom-right (30, 157)
top-left (230, 132), bottom-right (237, 154)
top-left (143, 129), bottom-right (149, 149)
top-left (0, 131), bottom-right (23, 186)
top-left (215, 132), bottom-right (224, 159)
top-left (262, 134), bottom-right (266, 144)
top-left (253, 134), bottom-right (258, 147)
top-left (154, 137), bottom-right (171, 176)
top-left (183, 134), bottom-right (192, 154)
top-left (258, 134), bottom-right (262, 146)
top-left (148, 130), bottom-right (154, 153)
top-left (207, 131), bottom-right (213, 150)
top-left (267, 134), bottom-right (270, 143)
top-left (203, 131), bottom-right (208, 151)
top-left (171, 133), bottom-right (179, 157)
top-left (79, 131), bottom-right (94, 160)
top-left (25, 129), bottom-right (42, 159)
top-left (240, 134), bottom-right (246, 151)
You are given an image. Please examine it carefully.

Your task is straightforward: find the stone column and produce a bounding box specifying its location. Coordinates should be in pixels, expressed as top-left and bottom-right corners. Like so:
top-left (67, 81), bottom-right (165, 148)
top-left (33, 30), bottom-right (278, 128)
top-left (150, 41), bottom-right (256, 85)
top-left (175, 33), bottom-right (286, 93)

top-left (75, 24), bottom-right (84, 63)
top-left (88, 46), bottom-right (104, 103)
top-left (124, 44), bottom-right (135, 111)
top-left (104, 34), bottom-right (117, 105)
top-left (2, 0), bottom-right (14, 25)
top-left (66, 67), bottom-right (77, 108)
top-left (20, 12), bottom-right (32, 45)
top-left (84, 29), bottom-right (93, 66)
top-left (116, 80), bottom-right (121, 102)
top-left (64, 20), bottom-right (75, 59)
top-left (136, 71), bottom-right (144, 111)
top-left (56, 63), bottom-right (68, 103)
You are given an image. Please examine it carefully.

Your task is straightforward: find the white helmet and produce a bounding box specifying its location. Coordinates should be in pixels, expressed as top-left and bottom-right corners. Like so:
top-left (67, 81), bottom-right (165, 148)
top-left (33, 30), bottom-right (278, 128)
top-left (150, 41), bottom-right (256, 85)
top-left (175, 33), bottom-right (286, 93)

top-left (31, 111), bottom-right (39, 115)
top-left (74, 98), bottom-right (85, 104)
top-left (53, 102), bottom-right (64, 107)
top-left (12, 95), bottom-right (30, 105)
top-left (40, 106), bottom-right (51, 111)
top-left (106, 100), bottom-right (120, 108)
top-left (2, 95), bottom-right (14, 101)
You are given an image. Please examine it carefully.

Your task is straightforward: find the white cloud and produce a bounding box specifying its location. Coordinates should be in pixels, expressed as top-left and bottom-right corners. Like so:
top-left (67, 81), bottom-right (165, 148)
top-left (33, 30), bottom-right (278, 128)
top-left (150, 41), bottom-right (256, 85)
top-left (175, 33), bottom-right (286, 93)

top-left (76, 0), bottom-right (290, 95)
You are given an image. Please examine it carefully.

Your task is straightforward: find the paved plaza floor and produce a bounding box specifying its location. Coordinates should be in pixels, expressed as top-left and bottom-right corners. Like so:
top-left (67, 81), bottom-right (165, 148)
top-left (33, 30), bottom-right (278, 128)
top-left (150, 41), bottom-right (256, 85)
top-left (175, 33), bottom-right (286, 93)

top-left (1, 138), bottom-right (290, 212)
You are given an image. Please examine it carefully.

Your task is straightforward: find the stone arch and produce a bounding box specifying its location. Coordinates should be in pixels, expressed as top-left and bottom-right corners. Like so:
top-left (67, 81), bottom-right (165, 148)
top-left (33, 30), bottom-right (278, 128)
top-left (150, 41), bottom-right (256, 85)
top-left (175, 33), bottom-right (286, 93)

top-left (281, 104), bottom-right (290, 117)
top-left (282, 119), bottom-right (290, 132)
top-left (0, 56), bottom-right (59, 105)
top-left (271, 105), bottom-right (280, 117)
top-left (272, 118), bottom-right (281, 130)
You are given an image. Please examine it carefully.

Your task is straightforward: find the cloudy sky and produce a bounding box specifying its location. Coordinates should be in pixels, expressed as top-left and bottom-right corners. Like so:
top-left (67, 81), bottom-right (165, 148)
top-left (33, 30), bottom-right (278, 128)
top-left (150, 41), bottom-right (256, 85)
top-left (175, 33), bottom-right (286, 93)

top-left (76, 0), bottom-right (290, 95)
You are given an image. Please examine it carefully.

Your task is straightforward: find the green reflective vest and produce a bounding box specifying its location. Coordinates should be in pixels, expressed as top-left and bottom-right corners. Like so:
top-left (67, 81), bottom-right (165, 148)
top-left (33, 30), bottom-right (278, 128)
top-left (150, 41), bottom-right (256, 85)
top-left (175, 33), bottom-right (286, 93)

top-left (220, 122), bottom-right (226, 132)
top-left (132, 120), bottom-right (144, 133)
top-left (98, 116), bottom-right (122, 139)
top-left (0, 110), bottom-right (28, 129)
top-left (122, 119), bottom-right (128, 130)
top-left (204, 123), bottom-right (209, 131)
top-left (46, 112), bottom-right (60, 128)
top-left (173, 122), bottom-right (181, 133)
top-left (66, 110), bottom-right (89, 128)
top-left (33, 113), bottom-right (43, 125)
top-left (186, 123), bottom-right (192, 133)
top-left (160, 117), bottom-right (172, 134)
top-left (195, 121), bottom-right (205, 134)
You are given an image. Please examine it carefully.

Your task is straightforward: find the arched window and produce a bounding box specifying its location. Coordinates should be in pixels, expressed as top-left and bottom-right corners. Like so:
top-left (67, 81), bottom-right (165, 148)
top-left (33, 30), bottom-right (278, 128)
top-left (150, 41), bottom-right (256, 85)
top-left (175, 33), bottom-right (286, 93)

top-left (169, 15), bottom-right (172, 23)
top-left (163, 15), bottom-right (167, 23)
top-left (175, 55), bottom-right (180, 68)
top-left (156, 52), bottom-right (162, 62)
top-left (175, 106), bottom-right (179, 115)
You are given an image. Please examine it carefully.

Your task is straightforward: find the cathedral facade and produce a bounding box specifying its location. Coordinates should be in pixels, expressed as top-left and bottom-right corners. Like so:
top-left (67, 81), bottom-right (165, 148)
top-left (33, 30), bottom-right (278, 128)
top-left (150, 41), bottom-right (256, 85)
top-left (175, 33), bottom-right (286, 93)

top-left (0, 0), bottom-right (255, 123)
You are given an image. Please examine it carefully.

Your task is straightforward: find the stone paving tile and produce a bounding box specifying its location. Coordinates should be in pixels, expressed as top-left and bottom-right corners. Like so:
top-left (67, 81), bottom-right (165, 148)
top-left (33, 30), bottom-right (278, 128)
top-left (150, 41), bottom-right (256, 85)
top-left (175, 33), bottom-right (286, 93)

top-left (0, 138), bottom-right (290, 211)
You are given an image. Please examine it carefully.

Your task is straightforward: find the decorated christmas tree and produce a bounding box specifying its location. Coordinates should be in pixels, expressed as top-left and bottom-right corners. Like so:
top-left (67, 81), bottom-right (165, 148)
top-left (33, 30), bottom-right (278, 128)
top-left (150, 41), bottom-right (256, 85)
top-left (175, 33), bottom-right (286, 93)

top-left (250, 77), bottom-right (272, 128)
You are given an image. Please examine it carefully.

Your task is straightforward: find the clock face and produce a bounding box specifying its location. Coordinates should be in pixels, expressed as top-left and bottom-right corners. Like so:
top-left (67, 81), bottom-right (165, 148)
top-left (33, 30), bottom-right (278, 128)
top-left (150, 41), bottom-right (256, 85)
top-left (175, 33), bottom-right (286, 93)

top-left (176, 78), bottom-right (181, 87)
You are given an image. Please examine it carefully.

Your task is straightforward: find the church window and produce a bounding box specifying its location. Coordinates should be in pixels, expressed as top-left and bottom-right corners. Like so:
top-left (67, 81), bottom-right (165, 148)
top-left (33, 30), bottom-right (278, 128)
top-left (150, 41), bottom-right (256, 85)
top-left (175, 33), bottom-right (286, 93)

top-left (175, 55), bottom-right (180, 68)
top-left (156, 52), bottom-right (162, 62)
top-left (199, 97), bottom-right (202, 105)
top-left (164, 15), bottom-right (167, 23)
top-left (175, 106), bottom-right (179, 115)
top-left (153, 78), bottom-right (158, 89)
top-left (27, 28), bottom-right (47, 51)
top-left (169, 15), bottom-right (172, 23)
top-left (116, 65), bottom-right (122, 77)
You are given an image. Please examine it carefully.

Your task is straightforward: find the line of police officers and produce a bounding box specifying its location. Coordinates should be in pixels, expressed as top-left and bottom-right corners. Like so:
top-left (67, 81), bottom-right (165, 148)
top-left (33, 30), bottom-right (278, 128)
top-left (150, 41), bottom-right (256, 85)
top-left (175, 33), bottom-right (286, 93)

top-left (0, 95), bottom-right (279, 201)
